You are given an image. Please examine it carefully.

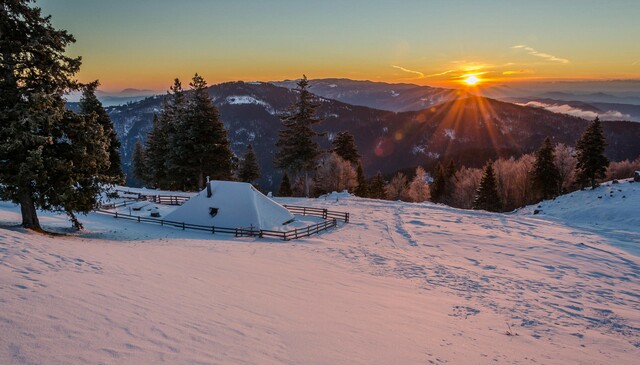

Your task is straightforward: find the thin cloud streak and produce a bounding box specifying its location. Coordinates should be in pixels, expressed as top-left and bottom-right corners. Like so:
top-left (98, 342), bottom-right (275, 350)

top-left (425, 69), bottom-right (456, 77)
top-left (391, 65), bottom-right (424, 78)
top-left (513, 45), bottom-right (569, 64)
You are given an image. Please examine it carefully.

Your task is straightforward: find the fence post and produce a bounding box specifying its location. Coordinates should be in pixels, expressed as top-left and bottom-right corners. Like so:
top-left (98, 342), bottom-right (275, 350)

top-left (182, 222), bottom-right (185, 230)
top-left (137, 216), bottom-right (140, 223)
top-left (115, 211), bottom-right (118, 218)
top-left (345, 213), bottom-right (349, 223)
top-left (323, 209), bottom-right (327, 219)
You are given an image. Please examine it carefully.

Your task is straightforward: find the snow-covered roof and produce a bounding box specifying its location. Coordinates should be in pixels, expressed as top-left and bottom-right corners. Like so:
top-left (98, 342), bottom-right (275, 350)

top-left (164, 181), bottom-right (294, 230)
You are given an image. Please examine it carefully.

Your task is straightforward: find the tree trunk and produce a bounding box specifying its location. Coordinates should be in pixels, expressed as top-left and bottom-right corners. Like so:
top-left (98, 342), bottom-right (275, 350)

top-left (19, 191), bottom-right (42, 231)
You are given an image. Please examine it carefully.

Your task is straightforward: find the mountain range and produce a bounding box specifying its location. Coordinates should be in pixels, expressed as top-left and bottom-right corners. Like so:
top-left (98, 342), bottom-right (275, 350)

top-left (100, 79), bottom-right (640, 191)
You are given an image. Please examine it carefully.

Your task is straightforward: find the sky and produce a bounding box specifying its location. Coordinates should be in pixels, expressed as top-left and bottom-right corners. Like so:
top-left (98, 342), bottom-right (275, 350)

top-left (37, 0), bottom-right (640, 92)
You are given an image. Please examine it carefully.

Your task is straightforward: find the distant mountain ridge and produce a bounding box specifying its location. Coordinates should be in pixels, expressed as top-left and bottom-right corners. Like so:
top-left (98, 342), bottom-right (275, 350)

top-left (103, 80), bottom-right (640, 191)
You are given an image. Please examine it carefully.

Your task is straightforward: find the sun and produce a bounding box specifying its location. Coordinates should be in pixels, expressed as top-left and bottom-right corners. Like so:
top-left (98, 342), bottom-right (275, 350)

top-left (464, 74), bottom-right (480, 86)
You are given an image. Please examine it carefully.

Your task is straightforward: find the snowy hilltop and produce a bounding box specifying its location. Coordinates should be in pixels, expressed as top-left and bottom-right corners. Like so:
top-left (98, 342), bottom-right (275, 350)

top-left (1, 185), bottom-right (639, 364)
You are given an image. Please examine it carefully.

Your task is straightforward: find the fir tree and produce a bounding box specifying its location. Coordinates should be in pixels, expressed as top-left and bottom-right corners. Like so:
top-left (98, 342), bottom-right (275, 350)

top-left (0, 0), bottom-right (113, 231)
top-left (79, 80), bottom-right (124, 184)
top-left (172, 74), bottom-right (233, 190)
top-left (531, 137), bottom-right (561, 200)
top-left (332, 131), bottom-right (360, 164)
top-left (238, 144), bottom-right (260, 183)
top-left (575, 117), bottom-right (609, 189)
top-left (131, 141), bottom-right (147, 185)
top-left (430, 162), bottom-right (446, 203)
top-left (275, 75), bottom-right (323, 197)
top-left (144, 113), bottom-right (169, 188)
top-left (278, 172), bottom-right (292, 197)
top-left (368, 171), bottom-right (386, 199)
top-left (472, 162), bottom-right (502, 212)
top-left (354, 161), bottom-right (368, 197)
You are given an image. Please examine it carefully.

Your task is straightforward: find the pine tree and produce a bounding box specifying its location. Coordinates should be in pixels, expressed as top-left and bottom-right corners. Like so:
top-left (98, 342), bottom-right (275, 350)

top-left (531, 137), bottom-right (561, 200)
top-left (275, 75), bottom-right (323, 197)
top-left (144, 113), bottom-right (169, 188)
top-left (0, 0), bottom-right (113, 231)
top-left (278, 172), bottom-right (292, 197)
top-left (368, 171), bottom-right (386, 199)
top-left (131, 141), bottom-right (147, 185)
top-left (172, 74), bottom-right (233, 190)
top-left (239, 144), bottom-right (260, 183)
top-left (430, 162), bottom-right (446, 203)
top-left (79, 80), bottom-right (124, 184)
top-left (354, 161), bottom-right (368, 197)
top-left (575, 117), bottom-right (609, 189)
top-left (473, 162), bottom-right (502, 212)
top-left (332, 131), bottom-right (360, 164)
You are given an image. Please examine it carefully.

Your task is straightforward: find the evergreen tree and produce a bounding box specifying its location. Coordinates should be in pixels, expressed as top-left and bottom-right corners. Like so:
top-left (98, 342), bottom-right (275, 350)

top-left (368, 171), bottom-right (387, 199)
top-left (131, 141), bottom-right (147, 185)
top-left (332, 131), bottom-right (360, 164)
top-left (472, 162), bottom-right (502, 212)
top-left (0, 0), bottom-right (112, 231)
top-left (172, 74), bottom-right (233, 190)
top-left (238, 144), bottom-right (260, 183)
top-left (144, 113), bottom-right (168, 188)
top-left (575, 117), bottom-right (609, 189)
top-left (278, 172), bottom-right (292, 197)
top-left (354, 161), bottom-right (368, 197)
top-left (531, 137), bottom-right (561, 200)
top-left (275, 75), bottom-right (323, 197)
top-left (430, 162), bottom-right (446, 203)
top-left (79, 80), bottom-right (124, 184)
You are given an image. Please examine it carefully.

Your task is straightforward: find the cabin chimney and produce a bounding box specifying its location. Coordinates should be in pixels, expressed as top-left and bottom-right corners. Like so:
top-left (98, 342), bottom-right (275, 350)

top-left (206, 176), bottom-right (212, 197)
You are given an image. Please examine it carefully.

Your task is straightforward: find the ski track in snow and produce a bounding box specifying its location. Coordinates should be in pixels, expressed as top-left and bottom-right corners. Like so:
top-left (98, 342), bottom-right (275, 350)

top-left (1, 189), bottom-right (639, 364)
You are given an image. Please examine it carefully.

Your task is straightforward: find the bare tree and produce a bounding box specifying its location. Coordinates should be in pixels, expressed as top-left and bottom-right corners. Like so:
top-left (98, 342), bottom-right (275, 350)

top-left (315, 153), bottom-right (358, 193)
top-left (407, 166), bottom-right (430, 202)
top-left (385, 172), bottom-right (409, 201)
top-left (554, 143), bottom-right (577, 193)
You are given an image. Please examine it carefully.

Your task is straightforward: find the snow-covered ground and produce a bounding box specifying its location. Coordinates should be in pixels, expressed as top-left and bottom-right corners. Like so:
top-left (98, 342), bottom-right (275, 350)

top-left (1, 184), bottom-right (639, 364)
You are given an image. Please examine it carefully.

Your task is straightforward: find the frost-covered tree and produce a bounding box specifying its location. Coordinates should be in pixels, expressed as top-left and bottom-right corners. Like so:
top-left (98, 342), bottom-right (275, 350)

top-left (606, 158), bottom-right (640, 180)
top-left (452, 166), bottom-right (483, 209)
top-left (407, 166), bottom-right (430, 202)
top-left (575, 117), bottom-right (609, 189)
top-left (493, 154), bottom-right (536, 211)
top-left (275, 75), bottom-right (323, 197)
top-left (79, 80), bottom-right (124, 184)
top-left (385, 172), bottom-right (409, 201)
top-left (531, 137), bottom-right (561, 200)
top-left (0, 0), bottom-right (114, 231)
top-left (315, 153), bottom-right (357, 193)
top-left (238, 144), bottom-right (260, 184)
top-left (554, 143), bottom-right (577, 194)
top-left (473, 162), bottom-right (502, 212)
top-left (332, 131), bottom-right (360, 164)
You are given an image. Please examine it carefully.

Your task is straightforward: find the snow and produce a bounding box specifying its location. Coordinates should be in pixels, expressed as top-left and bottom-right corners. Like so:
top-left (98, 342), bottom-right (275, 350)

top-left (224, 96), bottom-right (275, 114)
top-left (164, 181), bottom-right (295, 230)
top-left (1, 185), bottom-right (639, 364)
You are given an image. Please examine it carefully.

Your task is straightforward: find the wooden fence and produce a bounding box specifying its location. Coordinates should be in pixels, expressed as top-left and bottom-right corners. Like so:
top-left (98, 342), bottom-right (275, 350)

top-left (96, 200), bottom-right (349, 241)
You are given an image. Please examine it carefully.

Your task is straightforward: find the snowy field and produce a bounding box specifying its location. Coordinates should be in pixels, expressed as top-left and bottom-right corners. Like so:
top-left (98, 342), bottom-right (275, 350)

top-left (1, 182), bottom-right (639, 364)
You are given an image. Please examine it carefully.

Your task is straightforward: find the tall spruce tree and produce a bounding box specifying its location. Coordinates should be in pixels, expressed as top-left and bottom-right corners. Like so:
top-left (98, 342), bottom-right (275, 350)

top-left (354, 161), bottom-right (368, 197)
top-left (0, 0), bottom-right (113, 231)
top-left (575, 117), bottom-right (609, 189)
top-left (238, 144), bottom-right (260, 183)
top-left (472, 162), bottom-right (502, 212)
top-left (171, 74), bottom-right (233, 190)
top-left (278, 172), bottom-right (292, 197)
top-left (430, 162), bottom-right (446, 203)
top-left (275, 75), bottom-right (323, 197)
top-left (531, 137), bottom-right (561, 200)
top-left (332, 131), bottom-right (360, 164)
top-left (368, 171), bottom-right (387, 199)
top-left (79, 80), bottom-right (124, 184)
top-left (131, 141), bottom-right (147, 185)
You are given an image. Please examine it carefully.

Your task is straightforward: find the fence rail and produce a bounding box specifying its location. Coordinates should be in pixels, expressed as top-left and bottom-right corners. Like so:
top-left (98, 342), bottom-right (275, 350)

top-left (95, 202), bottom-right (346, 240)
top-left (115, 189), bottom-right (191, 205)
top-left (283, 204), bottom-right (349, 223)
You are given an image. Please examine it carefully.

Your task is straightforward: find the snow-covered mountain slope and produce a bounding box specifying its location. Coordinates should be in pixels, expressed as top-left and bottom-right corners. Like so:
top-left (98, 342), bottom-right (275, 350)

top-left (517, 179), bottom-right (640, 255)
top-left (1, 194), bottom-right (639, 364)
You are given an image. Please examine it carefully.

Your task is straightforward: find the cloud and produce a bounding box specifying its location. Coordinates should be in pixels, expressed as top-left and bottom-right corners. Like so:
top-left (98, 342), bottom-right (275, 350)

top-left (518, 101), bottom-right (634, 121)
top-left (512, 45), bottom-right (569, 64)
top-left (391, 65), bottom-right (424, 78)
top-left (502, 69), bottom-right (534, 75)
top-left (425, 69), bottom-right (456, 77)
